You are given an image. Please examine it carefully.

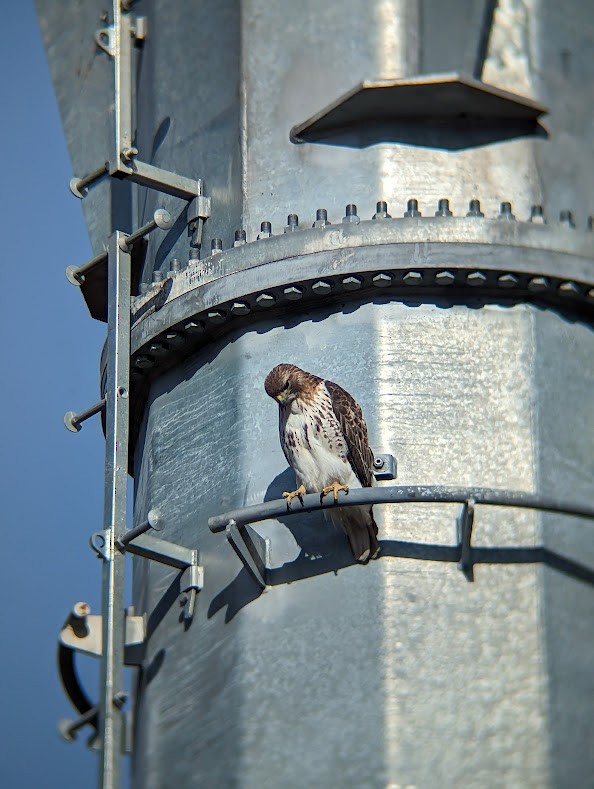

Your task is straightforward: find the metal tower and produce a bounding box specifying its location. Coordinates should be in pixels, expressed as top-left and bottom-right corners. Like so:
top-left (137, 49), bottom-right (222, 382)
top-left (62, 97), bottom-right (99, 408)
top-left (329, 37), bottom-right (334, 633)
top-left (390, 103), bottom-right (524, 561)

top-left (40, 1), bottom-right (594, 787)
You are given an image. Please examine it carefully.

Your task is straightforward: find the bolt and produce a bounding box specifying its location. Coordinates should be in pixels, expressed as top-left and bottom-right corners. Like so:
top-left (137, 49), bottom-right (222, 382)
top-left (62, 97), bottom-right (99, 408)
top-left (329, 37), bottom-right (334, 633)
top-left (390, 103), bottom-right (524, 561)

top-left (312, 280), bottom-right (332, 294)
top-left (152, 270), bottom-right (164, 284)
top-left (258, 221), bottom-right (272, 239)
top-left (373, 201), bottom-right (391, 220)
top-left (558, 281), bottom-right (580, 296)
top-left (164, 331), bottom-right (185, 348)
top-left (403, 271), bottom-right (423, 285)
top-left (169, 258), bottom-right (181, 273)
top-left (497, 273), bottom-right (519, 288)
top-left (559, 210), bottom-right (575, 228)
top-left (207, 310), bottom-right (226, 324)
top-left (529, 205), bottom-right (546, 224)
top-left (139, 282), bottom-right (149, 295)
top-left (211, 238), bottom-right (223, 255)
top-left (230, 301), bottom-right (251, 316)
top-left (435, 271), bottom-right (455, 286)
top-left (373, 457), bottom-right (384, 469)
top-left (404, 199), bottom-right (421, 218)
top-left (285, 214), bottom-right (299, 233)
top-left (134, 355), bottom-right (154, 369)
top-left (466, 271), bottom-right (487, 286)
top-left (343, 204), bottom-right (360, 224)
top-left (467, 199), bottom-right (484, 218)
top-left (435, 199), bottom-right (453, 217)
top-left (372, 272), bottom-right (392, 287)
top-left (234, 229), bottom-right (247, 246)
top-left (189, 248), bottom-right (200, 261)
top-left (342, 275), bottom-right (363, 290)
top-left (120, 146), bottom-right (138, 162)
top-left (284, 286), bottom-right (303, 300)
top-left (313, 208), bottom-right (331, 228)
top-left (148, 342), bottom-right (168, 356)
top-left (499, 202), bottom-right (515, 220)
top-left (587, 288), bottom-right (594, 300)
top-left (256, 293), bottom-right (276, 307)
top-left (184, 320), bottom-right (205, 334)
top-left (527, 276), bottom-right (549, 292)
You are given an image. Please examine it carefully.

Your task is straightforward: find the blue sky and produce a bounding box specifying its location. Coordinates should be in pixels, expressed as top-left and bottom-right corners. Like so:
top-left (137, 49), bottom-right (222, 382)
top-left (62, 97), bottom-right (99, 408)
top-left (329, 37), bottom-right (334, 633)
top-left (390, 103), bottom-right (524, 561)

top-left (0, 4), bottom-right (113, 786)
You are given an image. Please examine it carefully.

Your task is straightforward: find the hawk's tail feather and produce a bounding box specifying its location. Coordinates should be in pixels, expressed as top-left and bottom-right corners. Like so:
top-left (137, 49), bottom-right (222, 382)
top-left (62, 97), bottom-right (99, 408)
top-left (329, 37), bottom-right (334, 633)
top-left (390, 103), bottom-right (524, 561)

top-left (342, 507), bottom-right (380, 564)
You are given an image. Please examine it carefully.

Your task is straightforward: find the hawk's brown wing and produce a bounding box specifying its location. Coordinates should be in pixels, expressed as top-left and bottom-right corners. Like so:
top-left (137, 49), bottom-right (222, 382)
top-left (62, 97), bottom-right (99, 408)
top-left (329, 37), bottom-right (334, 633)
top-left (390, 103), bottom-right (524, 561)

top-left (324, 379), bottom-right (374, 487)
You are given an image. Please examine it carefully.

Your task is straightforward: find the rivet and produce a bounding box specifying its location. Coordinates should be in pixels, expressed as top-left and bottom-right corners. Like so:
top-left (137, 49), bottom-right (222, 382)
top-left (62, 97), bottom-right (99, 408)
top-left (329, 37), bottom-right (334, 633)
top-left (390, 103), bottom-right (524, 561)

top-left (184, 320), bottom-right (205, 334)
top-left (312, 280), bottom-right (332, 294)
top-left (372, 201), bottom-right (391, 220)
top-left (211, 238), bottom-right (223, 254)
top-left (403, 271), bottom-right (423, 285)
top-left (342, 204), bottom-right (360, 224)
top-left (284, 286), bottom-right (303, 301)
top-left (404, 199), bottom-right (421, 218)
top-left (258, 221), bottom-right (272, 239)
top-left (148, 342), bottom-right (168, 356)
top-left (255, 293), bottom-right (276, 307)
top-left (559, 210), bottom-right (575, 228)
top-left (435, 199), bottom-right (453, 217)
top-left (435, 271), bottom-right (455, 285)
top-left (163, 331), bottom-right (185, 347)
top-left (313, 209), bottom-right (331, 228)
top-left (342, 275), bottom-right (363, 290)
top-left (230, 301), bottom-right (251, 316)
top-left (467, 199), bottom-right (484, 218)
top-left (207, 310), bottom-right (226, 324)
top-left (466, 271), bottom-right (487, 286)
top-left (497, 273), bottom-right (519, 288)
top-left (499, 202), bottom-right (515, 220)
top-left (558, 281), bottom-right (580, 296)
top-left (234, 229), bottom-right (247, 246)
top-left (284, 214), bottom-right (299, 233)
top-left (529, 205), bottom-right (546, 224)
top-left (527, 276), bottom-right (549, 292)
top-left (372, 272), bottom-right (392, 287)
top-left (134, 355), bottom-right (154, 369)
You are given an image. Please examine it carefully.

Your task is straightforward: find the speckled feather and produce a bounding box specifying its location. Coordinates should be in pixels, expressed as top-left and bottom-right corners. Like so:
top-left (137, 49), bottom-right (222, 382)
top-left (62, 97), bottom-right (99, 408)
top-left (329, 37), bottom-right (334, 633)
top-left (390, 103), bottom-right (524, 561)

top-left (265, 364), bottom-right (379, 561)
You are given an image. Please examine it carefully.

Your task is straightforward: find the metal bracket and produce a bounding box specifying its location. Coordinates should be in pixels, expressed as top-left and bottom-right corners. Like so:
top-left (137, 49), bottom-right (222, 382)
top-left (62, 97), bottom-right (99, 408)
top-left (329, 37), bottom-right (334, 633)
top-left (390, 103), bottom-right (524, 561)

top-left (225, 520), bottom-right (270, 589)
top-left (372, 453), bottom-right (397, 481)
top-left (60, 603), bottom-right (146, 666)
top-left (457, 498), bottom-right (476, 580)
top-left (116, 511), bottom-right (204, 623)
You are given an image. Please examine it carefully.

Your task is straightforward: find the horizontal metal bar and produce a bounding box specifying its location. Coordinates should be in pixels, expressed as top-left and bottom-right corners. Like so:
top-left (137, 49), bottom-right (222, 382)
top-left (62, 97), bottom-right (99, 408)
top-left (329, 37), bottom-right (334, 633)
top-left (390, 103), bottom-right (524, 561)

top-left (122, 159), bottom-right (201, 200)
top-left (115, 509), bottom-right (163, 549)
top-left (64, 399), bottom-right (106, 432)
top-left (69, 162), bottom-right (110, 198)
top-left (118, 208), bottom-right (173, 251)
top-left (208, 485), bottom-right (594, 533)
top-left (122, 532), bottom-right (196, 570)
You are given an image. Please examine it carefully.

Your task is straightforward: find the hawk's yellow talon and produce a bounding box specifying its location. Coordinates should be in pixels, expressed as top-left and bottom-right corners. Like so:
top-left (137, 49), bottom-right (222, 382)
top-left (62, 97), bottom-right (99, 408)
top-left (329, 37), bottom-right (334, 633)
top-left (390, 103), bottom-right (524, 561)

top-left (320, 482), bottom-right (349, 504)
top-left (283, 483), bottom-right (306, 507)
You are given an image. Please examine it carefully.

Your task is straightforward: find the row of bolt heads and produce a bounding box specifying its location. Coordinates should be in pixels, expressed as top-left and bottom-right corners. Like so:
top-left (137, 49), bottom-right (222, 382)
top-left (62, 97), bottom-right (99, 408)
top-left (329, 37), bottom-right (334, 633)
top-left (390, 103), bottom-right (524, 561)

top-left (145, 199), bottom-right (592, 287)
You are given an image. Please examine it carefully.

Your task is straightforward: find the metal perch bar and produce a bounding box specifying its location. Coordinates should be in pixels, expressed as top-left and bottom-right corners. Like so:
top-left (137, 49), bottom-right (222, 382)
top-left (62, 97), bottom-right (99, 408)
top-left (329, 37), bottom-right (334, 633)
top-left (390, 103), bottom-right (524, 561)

top-left (208, 485), bottom-right (594, 533)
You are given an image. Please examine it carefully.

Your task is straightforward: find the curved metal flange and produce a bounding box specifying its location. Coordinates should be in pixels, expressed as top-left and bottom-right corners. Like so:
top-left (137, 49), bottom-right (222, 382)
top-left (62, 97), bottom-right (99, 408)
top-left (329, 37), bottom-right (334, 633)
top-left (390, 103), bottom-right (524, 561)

top-left (129, 217), bottom-right (594, 369)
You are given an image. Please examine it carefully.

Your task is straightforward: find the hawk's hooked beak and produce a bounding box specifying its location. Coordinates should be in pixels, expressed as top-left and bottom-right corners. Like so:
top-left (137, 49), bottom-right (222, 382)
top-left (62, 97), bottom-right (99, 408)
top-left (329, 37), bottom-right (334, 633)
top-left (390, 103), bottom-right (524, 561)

top-left (276, 393), bottom-right (285, 403)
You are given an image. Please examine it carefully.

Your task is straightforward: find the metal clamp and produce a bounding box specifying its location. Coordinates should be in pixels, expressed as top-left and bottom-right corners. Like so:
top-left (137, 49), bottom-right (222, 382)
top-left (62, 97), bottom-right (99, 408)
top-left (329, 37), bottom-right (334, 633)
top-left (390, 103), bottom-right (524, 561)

top-left (457, 498), bottom-right (476, 579)
top-left (115, 510), bottom-right (204, 623)
top-left (372, 453), bottom-right (397, 481)
top-left (225, 520), bottom-right (271, 589)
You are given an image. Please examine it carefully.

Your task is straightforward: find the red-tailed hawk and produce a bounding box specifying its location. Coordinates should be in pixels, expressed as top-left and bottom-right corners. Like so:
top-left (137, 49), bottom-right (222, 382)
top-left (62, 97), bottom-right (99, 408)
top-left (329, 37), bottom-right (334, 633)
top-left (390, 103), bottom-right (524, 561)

top-left (264, 363), bottom-right (379, 562)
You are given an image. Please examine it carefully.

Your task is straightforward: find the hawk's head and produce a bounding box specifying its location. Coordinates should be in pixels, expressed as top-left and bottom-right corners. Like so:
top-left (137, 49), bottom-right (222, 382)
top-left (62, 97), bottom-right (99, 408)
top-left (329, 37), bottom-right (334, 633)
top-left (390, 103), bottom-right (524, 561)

top-left (264, 364), bottom-right (318, 405)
